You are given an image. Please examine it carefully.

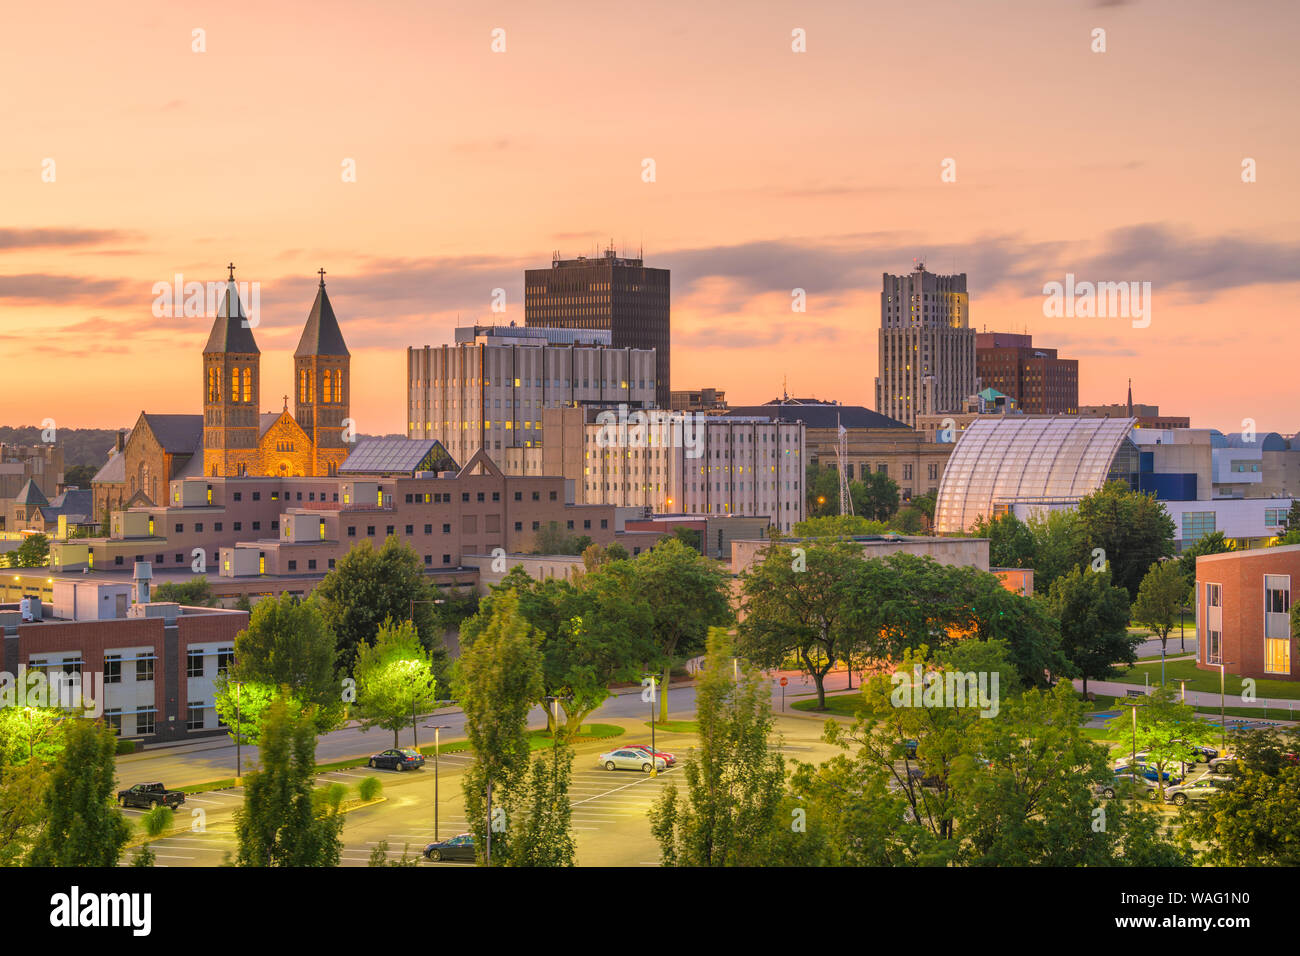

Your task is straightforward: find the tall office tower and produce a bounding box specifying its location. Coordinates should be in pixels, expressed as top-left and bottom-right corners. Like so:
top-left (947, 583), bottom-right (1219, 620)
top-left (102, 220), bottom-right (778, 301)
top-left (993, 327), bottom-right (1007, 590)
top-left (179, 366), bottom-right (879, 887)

top-left (874, 264), bottom-right (975, 427)
top-left (525, 246), bottom-right (670, 407)
top-left (975, 332), bottom-right (1078, 414)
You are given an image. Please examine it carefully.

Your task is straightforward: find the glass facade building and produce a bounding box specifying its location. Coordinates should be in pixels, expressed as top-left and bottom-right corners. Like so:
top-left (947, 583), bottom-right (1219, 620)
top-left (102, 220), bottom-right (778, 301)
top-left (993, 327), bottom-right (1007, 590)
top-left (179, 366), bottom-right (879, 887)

top-left (933, 416), bottom-right (1136, 533)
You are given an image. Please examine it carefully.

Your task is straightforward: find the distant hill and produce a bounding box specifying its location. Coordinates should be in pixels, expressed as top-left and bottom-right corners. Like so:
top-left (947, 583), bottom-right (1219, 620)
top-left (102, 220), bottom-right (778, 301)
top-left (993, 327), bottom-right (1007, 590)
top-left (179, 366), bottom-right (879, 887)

top-left (0, 427), bottom-right (415, 471)
top-left (0, 426), bottom-right (124, 468)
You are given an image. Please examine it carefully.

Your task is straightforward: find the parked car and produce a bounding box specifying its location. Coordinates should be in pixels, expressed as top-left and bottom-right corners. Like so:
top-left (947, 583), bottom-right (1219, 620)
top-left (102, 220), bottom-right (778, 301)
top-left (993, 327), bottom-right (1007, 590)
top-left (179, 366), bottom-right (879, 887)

top-left (1207, 754), bottom-right (1238, 773)
top-left (625, 744), bottom-right (675, 767)
top-left (1114, 761), bottom-right (1183, 784)
top-left (902, 739), bottom-right (919, 759)
top-left (1163, 776), bottom-right (1231, 806)
top-left (423, 833), bottom-right (476, 862)
top-left (117, 782), bottom-right (186, 810)
top-left (1189, 745), bottom-right (1220, 763)
top-left (1112, 764), bottom-right (1185, 785)
top-left (599, 749), bottom-right (667, 773)
top-left (367, 748), bottom-right (425, 771)
top-left (906, 766), bottom-right (945, 789)
top-left (1094, 772), bottom-right (1160, 800)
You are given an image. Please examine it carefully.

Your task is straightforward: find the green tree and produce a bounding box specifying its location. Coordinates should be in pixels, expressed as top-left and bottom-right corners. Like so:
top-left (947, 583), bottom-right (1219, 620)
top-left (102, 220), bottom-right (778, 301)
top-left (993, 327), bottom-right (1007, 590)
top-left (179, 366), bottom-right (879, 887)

top-left (635, 538), bottom-right (733, 723)
top-left (505, 743), bottom-right (576, 867)
top-left (738, 540), bottom-right (864, 709)
top-left (63, 463), bottom-right (98, 487)
top-left (213, 593), bottom-right (343, 738)
top-left (911, 490), bottom-right (937, 524)
top-left (11, 534), bottom-right (49, 568)
top-left (1117, 684), bottom-right (1216, 799)
top-left (314, 536), bottom-right (450, 677)
top-left (889, 505), bottom-right (926, 534)
top-left (25, 720), bottom-right (130, 866)
top-left (0, 756), bottom-right (49, 865)
top-left (1025, 509), bottom-right (1090, 596)
top-left (0, 705), bottom-right (69, 765)
top-left (1182, 762), bottom-right (1300, 865)
top-left (1178, 530), bottom-right (1234, 588)
top-left (455, 591), bottom-right (545, 864)
top-left (130, 844), bottom-right (156, 867)
top-left (152, 575), bottom-right (217, 606)
top-left (1075, 481), bottom-right (1175, 599)
top-left (1048, 564), bottom-right (1138, 695)
top-left (650, 627), bottom-right (787, 866)
top-left (805, 460), bottom-right (840, 517)
top-left (970, 513), bottom-right (1035, 569)
top-left (791, 514), bottom-right (889, 537)
top-left (234, 698), bottom-right (344, 867)
top-left (850, 471), bottom-right (900, 521)
top-left (462, 564), bottom-right (653, 734)
top-left (1132, 560), bottom-right (1187, 660)
top-left (353, 618), bottom-right (439, 748)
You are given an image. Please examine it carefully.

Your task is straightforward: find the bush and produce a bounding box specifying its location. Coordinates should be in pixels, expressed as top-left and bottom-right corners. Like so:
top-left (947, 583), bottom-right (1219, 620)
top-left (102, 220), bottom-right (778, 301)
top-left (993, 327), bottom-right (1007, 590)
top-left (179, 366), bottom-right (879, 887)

top-left (131, 844), bottom-right (156, 867)
top-left (141, 806), bottom-right (174, 838)
top-left (358, 776), bottom-right (382, 801)
top-left (115, 739), bottom-right (136, 755)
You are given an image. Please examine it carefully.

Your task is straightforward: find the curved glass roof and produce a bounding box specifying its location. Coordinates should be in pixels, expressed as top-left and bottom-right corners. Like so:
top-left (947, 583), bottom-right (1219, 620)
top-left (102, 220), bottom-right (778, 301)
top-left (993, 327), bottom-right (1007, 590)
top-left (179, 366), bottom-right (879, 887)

top-left (934, 417), bottom-right (1135, 533)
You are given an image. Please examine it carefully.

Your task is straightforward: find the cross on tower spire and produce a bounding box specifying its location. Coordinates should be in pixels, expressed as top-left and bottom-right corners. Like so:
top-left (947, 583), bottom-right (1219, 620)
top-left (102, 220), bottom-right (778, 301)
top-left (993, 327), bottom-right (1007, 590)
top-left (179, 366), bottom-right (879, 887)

top-left (227, 262), bottom-right (236, 280)
top-left (318, 267), bottom-right (326, 287)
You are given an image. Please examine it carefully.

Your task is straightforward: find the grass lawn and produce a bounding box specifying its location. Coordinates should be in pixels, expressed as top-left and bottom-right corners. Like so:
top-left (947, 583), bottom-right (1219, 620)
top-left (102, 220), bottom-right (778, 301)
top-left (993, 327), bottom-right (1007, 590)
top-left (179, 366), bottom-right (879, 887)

top-left (642, 720), bottom-right (699, 734)
top-left (1111, 658), bottom-right (1300, 700)
top-left (791, 692), bottom-right (864, 717)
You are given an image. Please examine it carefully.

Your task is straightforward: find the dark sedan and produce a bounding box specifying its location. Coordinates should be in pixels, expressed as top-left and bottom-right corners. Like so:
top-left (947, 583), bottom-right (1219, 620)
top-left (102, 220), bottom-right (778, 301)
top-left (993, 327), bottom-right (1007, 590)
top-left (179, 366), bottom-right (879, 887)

top-left (424, 833), bottom-right (476, 862)
top-left (367, 748), bottom-right (425, 771)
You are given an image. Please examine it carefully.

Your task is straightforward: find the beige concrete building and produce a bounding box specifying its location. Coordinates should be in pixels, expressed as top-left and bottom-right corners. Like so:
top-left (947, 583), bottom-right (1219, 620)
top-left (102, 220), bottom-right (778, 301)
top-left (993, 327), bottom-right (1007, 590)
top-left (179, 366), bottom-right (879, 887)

top-left (875, 264), bottom-right (976, 427)
top-left (530, 406), bottom-right (806, 533)
top-left (723, 400), bottom-right (952, 502)
top-left (406, 324), bottom-right (656, 466)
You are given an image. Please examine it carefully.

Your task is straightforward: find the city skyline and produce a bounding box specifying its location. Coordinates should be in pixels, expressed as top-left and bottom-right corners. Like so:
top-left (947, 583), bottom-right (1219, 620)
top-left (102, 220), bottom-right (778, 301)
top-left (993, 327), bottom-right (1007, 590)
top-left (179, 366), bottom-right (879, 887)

top-left (3, 0), bottom-right (1298, 434)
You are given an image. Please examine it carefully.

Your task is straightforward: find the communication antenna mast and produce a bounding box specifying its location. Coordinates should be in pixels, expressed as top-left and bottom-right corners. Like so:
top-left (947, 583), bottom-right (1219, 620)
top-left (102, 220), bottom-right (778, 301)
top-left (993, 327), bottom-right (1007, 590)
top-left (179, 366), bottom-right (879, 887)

top-left (837, 413), bottom-right (853, 516)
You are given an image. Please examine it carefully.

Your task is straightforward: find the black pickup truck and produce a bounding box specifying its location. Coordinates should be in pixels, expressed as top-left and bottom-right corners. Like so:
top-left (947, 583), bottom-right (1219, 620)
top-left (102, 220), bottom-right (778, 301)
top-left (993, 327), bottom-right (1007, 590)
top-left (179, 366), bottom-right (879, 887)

top-left (117, 782), bottom-right (186, 810)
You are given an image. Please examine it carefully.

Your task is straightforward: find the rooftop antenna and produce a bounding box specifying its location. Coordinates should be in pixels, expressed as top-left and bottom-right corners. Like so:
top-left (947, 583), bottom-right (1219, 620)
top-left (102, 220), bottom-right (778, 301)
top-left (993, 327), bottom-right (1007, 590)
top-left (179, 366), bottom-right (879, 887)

top-left (837, 413), bottom-right (854, 516)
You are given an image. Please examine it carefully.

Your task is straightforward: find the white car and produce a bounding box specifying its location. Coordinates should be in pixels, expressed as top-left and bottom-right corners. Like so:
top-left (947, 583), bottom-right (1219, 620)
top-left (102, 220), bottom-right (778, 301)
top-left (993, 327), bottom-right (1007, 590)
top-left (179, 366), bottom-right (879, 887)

top-left (599, 748), bottom-right (667, 773)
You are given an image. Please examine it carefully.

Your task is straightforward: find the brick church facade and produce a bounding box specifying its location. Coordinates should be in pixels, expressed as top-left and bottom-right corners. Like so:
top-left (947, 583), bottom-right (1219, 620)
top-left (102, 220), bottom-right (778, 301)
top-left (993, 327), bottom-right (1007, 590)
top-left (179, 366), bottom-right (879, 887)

top-left (93, 270), bottom-right (351, 517)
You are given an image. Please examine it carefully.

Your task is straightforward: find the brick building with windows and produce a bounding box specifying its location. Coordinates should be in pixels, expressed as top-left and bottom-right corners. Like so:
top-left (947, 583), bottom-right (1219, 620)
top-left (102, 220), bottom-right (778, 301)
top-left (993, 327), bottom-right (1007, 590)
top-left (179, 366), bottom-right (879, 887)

top-left (1195, 545), bottom-right (1298, 681)
top-left (975, 332), bottom-right (1078, 415)
top-left (2, 599), bottom-right (247, 743)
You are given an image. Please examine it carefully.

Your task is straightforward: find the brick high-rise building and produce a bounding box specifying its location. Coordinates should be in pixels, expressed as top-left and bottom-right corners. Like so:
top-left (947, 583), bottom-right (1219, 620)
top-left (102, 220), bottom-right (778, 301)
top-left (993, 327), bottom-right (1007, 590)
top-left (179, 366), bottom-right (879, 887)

top-left (975, 332), bottom-right (1078, 414)
top-left (525, 247), bottom-right (670, 407)
top-left (875, 264), bottom-right (975, 427)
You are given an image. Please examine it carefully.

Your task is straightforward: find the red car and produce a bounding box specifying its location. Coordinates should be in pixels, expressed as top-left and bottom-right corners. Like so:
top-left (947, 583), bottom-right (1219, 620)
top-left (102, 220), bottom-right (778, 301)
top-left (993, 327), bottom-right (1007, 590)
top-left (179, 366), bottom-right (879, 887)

top-left (626, 744), bottom-right (675, 767)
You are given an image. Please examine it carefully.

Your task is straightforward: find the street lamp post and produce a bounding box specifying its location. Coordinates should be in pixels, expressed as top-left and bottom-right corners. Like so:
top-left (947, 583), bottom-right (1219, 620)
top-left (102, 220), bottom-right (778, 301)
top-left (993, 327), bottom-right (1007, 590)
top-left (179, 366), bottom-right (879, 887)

top-left (1175, 678), bottom-right (1190, 703)
top-left (543, 695), bottom-right (573, 768)
top-left (232, 680), bottom-right (245, 782)
top-left (428, 723), bottom-right (451, 841)
top-left (640, 678), bottom-right (658, 776)
top-left (1215, 662), bottom-right (1235, 755)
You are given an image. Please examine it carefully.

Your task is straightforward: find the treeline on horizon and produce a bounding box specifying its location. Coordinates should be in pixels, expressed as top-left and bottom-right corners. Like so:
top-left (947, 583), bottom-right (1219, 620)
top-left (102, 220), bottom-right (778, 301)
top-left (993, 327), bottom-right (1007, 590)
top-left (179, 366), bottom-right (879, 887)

top-left (0, 427), bottom-right (407, 470)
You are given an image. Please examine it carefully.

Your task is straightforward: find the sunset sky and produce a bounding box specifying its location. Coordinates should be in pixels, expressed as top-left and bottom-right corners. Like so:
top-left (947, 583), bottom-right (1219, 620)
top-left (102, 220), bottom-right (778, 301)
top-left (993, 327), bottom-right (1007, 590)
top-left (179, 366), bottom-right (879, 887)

top-left (3, 0), bottom-right (1298, 437)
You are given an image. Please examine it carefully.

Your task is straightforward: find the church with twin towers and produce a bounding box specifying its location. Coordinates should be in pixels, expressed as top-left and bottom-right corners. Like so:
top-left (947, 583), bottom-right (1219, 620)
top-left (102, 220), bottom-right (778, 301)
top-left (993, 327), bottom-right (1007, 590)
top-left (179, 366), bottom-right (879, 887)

top-left (201, 266), bottom-right (351, 478)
